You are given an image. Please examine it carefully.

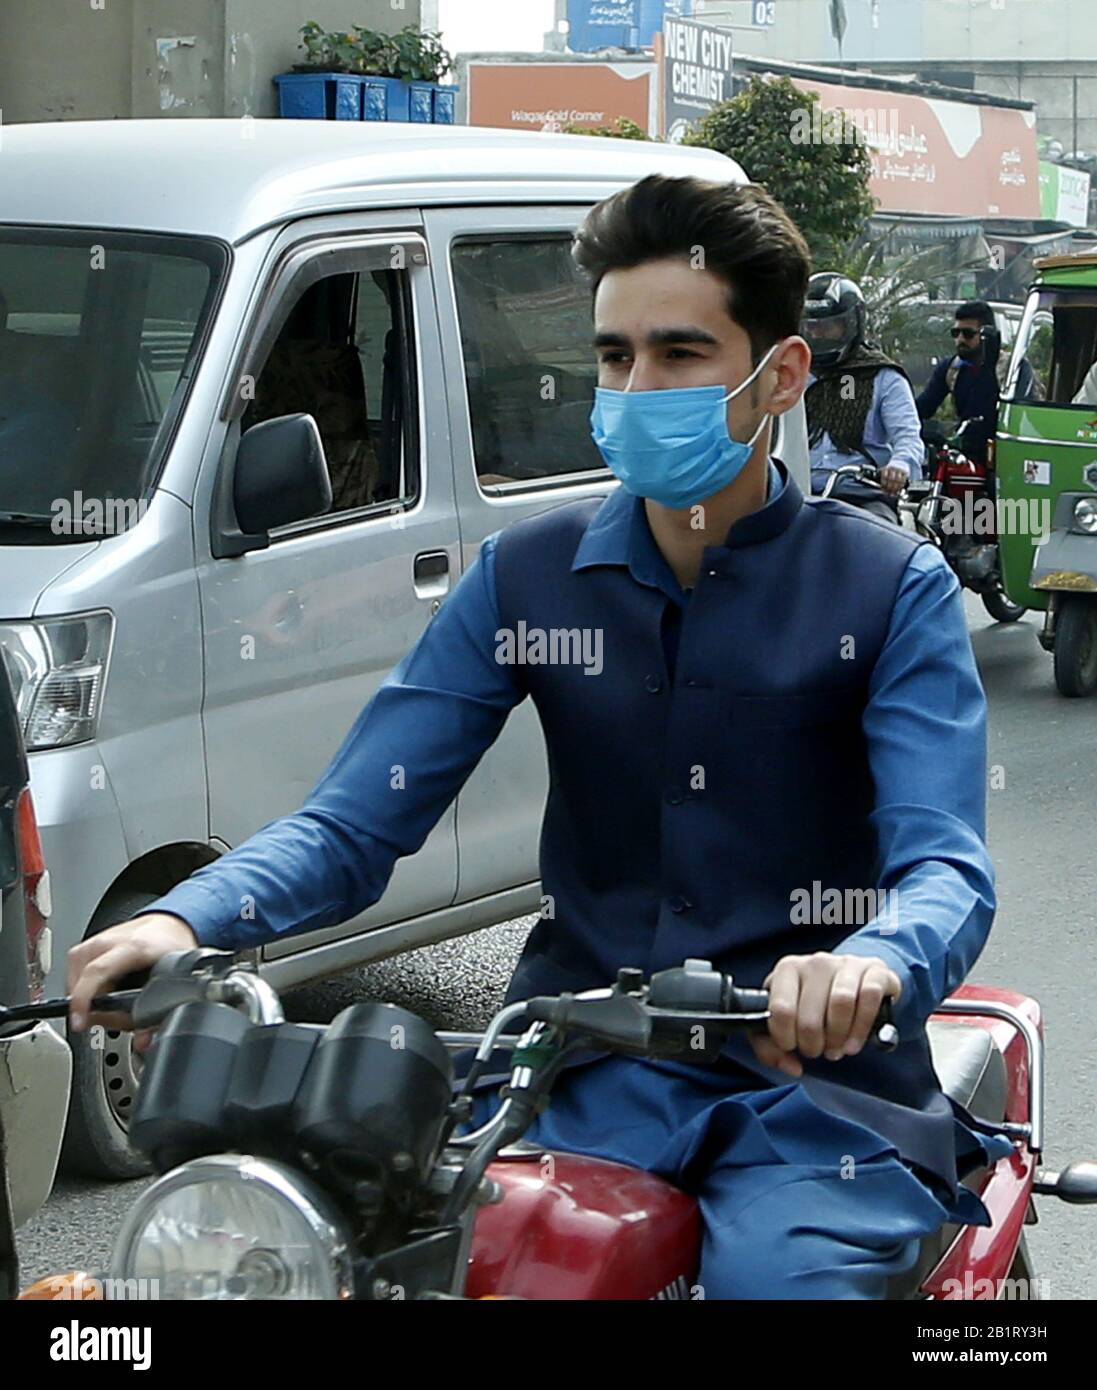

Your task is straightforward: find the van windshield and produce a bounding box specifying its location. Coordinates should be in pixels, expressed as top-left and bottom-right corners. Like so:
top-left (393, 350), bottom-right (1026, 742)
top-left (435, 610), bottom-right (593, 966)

top-left (0, 229), bottom-right (226, 543)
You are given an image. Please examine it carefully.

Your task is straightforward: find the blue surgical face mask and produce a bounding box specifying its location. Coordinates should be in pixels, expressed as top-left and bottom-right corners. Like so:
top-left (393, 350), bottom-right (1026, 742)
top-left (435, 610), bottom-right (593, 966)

top-left (589, 342), bottom-right (780, 510)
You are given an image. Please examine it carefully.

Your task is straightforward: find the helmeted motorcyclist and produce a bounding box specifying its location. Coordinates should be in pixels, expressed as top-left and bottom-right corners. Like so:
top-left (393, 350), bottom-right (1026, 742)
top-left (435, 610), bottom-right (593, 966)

top-left (802, 272), bottom-right (923, 523)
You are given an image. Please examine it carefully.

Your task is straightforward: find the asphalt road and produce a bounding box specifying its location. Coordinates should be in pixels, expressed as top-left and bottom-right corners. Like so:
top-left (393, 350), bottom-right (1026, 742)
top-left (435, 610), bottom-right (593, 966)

top-left (15, 594), bottom-right (1097, 1299)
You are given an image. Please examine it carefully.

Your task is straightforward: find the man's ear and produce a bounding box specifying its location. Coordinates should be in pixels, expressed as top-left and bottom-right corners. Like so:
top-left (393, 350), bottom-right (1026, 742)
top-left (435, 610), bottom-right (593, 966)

top-left (766, 337), bottom-right (813, 417)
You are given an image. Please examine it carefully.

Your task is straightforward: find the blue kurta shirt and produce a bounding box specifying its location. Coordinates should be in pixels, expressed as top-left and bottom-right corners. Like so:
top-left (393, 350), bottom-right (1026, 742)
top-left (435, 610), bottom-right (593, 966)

top-left (148, 464), bottom-right (993, 1037)
top-left (142, 462), bottom-right (1010, 1217)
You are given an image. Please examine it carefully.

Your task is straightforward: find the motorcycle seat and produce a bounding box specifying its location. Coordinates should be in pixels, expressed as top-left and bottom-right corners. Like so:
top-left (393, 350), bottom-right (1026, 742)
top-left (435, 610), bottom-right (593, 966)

top-left (925, 1019), bottom-right (1007, 1124)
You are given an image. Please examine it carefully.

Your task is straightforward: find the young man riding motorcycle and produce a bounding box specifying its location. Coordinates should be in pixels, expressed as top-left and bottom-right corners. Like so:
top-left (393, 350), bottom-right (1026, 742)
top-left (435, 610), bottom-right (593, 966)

top-left (67, 175), bottom-right (1011, 1300)
top-left (916, 300), bottom-right (1002, 466)
top-left (801, 272), bottom-right (923, 523)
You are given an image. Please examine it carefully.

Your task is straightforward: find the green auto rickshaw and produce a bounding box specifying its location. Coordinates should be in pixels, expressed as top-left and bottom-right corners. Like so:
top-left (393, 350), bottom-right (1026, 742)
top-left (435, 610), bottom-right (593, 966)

top-left (997, 253), bottom-right (1097, 697)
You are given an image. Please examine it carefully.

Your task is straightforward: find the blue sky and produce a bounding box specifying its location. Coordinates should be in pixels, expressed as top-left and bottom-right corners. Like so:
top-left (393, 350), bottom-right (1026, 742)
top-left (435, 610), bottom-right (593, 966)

top-left (437, 0), bottom-right (558, 54)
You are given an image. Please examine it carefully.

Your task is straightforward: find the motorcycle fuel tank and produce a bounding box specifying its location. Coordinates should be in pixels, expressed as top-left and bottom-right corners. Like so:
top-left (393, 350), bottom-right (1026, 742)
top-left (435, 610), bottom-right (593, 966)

top-left (466, 1151), bottom-right (701, 1300)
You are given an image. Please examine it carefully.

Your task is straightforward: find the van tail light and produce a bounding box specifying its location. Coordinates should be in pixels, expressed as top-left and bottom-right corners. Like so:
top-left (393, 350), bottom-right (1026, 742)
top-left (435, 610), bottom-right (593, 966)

top-left (14, 788), bottom-right (51, 1003)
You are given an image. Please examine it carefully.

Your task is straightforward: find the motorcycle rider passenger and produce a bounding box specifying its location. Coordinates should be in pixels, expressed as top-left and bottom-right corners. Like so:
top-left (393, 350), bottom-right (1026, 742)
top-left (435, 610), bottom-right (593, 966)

top-left (801, 272), bottom-right (923, 523)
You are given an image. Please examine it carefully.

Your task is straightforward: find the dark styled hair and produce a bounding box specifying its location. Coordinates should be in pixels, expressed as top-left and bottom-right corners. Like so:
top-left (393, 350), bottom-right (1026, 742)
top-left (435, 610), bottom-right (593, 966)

top-left (572, 175), bottom-right (811, 362)
top-left (955, 300), bottom-right (995, 326)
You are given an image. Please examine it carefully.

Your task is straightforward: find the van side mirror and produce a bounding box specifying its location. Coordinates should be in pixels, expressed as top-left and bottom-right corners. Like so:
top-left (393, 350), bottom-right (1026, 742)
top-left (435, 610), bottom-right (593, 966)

top-left (233, 414), bottom-right (333, 539)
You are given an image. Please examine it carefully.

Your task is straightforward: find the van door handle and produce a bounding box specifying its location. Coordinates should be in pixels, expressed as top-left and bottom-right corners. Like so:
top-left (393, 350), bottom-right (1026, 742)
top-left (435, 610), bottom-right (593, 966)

top-left (413, 550), bottom-right (450, 602)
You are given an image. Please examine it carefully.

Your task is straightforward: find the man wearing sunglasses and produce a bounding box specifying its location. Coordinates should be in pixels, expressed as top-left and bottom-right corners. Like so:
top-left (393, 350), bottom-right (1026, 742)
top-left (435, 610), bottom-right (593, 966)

top-left (916, 302), bottom-right (1002, 465)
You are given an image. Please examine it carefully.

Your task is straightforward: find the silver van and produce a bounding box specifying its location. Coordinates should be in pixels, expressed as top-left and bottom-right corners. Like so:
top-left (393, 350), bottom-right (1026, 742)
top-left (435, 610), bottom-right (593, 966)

top-left (0, 119), bottom-right (809, 1177)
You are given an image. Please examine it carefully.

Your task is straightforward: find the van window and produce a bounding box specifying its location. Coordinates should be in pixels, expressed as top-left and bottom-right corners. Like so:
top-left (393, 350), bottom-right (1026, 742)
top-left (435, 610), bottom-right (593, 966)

top-left (451, 236), bottom-right (607, 487)
top-left (1009, 288), bottom-right (1097, 405)
top-left (0, 230), bottom-right (225, 541)
top-left (242, 269), bottom-right (416, 516)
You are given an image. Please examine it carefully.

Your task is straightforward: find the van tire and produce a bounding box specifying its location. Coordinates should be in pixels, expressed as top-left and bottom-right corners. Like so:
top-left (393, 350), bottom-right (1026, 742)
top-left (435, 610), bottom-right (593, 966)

top-left (60, 890), bottom-right (158, 1181)
top-left (1053, 595), bottom-right (1097, 698)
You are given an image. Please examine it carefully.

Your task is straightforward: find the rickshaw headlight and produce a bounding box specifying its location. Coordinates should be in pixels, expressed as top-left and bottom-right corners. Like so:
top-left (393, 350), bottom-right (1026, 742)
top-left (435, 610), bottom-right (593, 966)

top-left (1073, 498), bottom-right (1097, 534)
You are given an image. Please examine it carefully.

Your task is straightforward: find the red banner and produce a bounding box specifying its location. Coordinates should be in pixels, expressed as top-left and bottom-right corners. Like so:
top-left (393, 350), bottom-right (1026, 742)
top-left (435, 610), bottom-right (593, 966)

top-left (790, 76), bottom-right (1040, 219)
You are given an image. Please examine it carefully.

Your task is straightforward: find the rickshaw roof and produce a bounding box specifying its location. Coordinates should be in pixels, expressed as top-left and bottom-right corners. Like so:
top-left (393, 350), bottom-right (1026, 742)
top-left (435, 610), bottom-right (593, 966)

top-left (1032, 252), bottom-right (1097, 285)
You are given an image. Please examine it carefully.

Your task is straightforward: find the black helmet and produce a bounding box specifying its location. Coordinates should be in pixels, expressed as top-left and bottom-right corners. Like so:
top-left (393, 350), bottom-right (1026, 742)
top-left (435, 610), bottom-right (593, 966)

top-left (801, 272), bottom-right (866, 370)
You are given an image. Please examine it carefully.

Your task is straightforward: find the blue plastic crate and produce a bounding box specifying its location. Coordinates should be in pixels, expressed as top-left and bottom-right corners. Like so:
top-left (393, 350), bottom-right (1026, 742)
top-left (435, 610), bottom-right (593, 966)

top-left (409, 82), bottom-right (435, 123)
top-left (433, 87), bottom-right (456, 124)
top-left (360, 75), bottom-right (411, 122)
top-left (274, 73), bottom-right (363, 121)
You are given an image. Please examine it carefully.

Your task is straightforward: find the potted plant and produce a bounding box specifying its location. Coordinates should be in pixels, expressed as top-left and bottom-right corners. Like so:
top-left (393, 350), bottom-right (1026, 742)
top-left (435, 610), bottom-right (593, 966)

top-left (274, 22), bottom-right (457, 125)
top-left (358, 25), bottom-right (456, 124)
top-left (275, 22), bottom-right (369, 121)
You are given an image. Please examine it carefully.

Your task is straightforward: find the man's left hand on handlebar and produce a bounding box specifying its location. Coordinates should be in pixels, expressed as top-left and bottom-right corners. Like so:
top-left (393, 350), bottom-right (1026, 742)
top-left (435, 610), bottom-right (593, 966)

top-left (750, 953), bottom-right (902, 1078)
top-left (66, 912), bottom-right (199, 1036)
top-left (879, 464), bottom-right (907, 496)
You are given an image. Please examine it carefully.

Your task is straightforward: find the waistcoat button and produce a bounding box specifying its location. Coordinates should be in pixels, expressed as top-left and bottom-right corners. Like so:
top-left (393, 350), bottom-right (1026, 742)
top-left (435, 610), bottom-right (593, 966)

top-left (668, 895), bottom-right (692, 913)
top-left (644, 674), bottom-right (663, 693)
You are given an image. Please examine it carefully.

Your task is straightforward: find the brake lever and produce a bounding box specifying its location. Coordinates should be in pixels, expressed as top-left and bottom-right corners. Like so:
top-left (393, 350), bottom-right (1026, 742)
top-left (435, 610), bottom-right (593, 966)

top-left (0, 991), bottom-right (139, 1029)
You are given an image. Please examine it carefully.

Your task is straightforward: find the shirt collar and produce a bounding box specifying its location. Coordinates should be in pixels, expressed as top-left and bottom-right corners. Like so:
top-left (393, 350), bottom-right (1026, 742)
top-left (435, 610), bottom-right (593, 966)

top-left (572, 459), bottom-right (802, 583)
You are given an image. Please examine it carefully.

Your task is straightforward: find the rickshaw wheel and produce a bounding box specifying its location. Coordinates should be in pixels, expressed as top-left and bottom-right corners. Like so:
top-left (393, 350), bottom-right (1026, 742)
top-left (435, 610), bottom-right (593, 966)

top-left (1053, 595), bottom-right (1097, 698)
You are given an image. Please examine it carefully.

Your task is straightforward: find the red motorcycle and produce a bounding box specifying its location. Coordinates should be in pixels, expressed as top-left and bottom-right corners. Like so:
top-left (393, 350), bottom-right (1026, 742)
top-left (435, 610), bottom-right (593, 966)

top-left (911, 418), bottom-right (1026, 624)
top-left (8, 950), bottom-right (1096, 1301)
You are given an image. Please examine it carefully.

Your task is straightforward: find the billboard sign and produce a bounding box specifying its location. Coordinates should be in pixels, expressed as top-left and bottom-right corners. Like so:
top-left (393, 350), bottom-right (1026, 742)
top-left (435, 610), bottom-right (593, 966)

top-left (790, 75), bottom-right (1040, 218)
top-left (1040, 160), bottom-right (1092, 227)
top-left (468, 60), bottom-right (656, 135)
top-left (660, 16), bottom-right (734, 143)
top-left (567, 0), bottom-right (693, 53)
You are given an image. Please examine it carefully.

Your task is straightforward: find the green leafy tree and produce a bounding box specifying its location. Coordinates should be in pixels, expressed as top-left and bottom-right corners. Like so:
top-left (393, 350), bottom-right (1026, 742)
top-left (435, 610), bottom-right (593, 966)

top-left (683, 75), bottom-right (876, 266)
top-left (564, 117), bottom-right (650, 140)
top-left (828, 234), bottom-right (994, 397)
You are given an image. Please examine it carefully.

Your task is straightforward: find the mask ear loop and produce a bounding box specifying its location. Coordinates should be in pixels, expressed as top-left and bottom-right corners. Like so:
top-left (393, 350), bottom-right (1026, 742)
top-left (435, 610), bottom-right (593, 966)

top-left (720, 340), bottom-right (782, 405)
top-left (721, 340), bottom-right (782, 447)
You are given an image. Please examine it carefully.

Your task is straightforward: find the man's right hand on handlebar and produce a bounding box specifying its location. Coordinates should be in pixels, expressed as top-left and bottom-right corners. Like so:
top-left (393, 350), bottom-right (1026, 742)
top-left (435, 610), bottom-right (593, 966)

top-left (66, 913), bottom-right (199, 1035)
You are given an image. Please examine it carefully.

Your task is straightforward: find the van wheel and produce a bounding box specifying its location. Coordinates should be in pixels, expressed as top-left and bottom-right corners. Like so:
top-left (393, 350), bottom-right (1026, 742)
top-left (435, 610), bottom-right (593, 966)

top-left (982, 587), bottom-right (1026, 623)
top-left (60, 890), bottom-right (158, 1181)
top-left (1053, 595), bottom-right (1097, 698)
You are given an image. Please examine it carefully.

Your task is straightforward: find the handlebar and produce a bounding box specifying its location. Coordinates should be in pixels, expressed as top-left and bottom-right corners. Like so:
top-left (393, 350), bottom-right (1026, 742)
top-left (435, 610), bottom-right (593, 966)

top-left (0, 955), bottom-right (899, 1059)
top-left (819, 462), bottom-right (883, 500)
top-left (520, 960), bottom-right (898, 1062)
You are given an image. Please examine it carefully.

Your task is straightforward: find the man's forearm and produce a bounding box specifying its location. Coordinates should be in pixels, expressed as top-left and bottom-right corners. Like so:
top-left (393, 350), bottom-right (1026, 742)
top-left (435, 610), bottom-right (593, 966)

top-left (834, 823), bottom-right (995, 1028)
top-left (133, 809), bottom-right (403, 950)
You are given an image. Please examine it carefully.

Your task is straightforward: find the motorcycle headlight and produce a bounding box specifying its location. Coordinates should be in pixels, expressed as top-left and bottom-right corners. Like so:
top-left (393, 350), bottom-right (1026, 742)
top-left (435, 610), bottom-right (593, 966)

top-left (110, 1155), bottom-right (354, 1301)
top-left (1073, 497), bottom-right (1097, 534)
top-left (0, 612), bottom-right (113, 749)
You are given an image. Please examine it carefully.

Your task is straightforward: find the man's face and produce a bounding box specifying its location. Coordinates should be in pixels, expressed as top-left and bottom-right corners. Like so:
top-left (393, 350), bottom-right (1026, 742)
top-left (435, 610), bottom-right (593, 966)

top-left (592, 257), bottom-right (809, 444)
top-left (952, 318), bottom-right (984, 361)
top-left (810, 318), bottom-right (847, 343)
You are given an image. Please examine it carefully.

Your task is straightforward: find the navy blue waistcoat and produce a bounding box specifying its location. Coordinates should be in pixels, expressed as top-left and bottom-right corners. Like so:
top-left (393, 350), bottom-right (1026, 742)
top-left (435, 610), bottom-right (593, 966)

top-left (492, 467), bottom-right (973, 1197)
